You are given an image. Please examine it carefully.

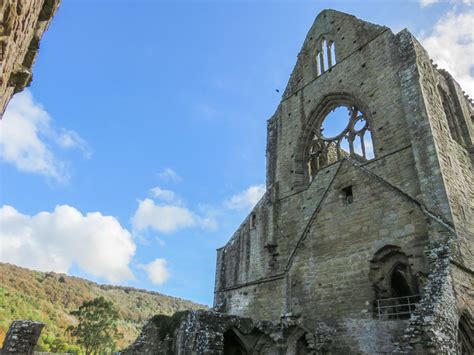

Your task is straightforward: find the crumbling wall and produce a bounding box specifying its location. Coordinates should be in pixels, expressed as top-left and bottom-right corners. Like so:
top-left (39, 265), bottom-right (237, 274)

top-left (1, 320), bottom-right (44, 355)
top-left (0, 0), bottom-right (60, 117)
top-left (122, 312), bottom-right (190, 354)
top-left (399, 243), bottom-right (458, 354)
top-left (127, 310), bottom-right (321, 355)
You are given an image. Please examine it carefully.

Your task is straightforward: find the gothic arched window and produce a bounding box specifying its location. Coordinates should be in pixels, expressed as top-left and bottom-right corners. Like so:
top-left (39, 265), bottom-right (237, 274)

top-left (315, 38), bottom-right (336, 77)
top-left (307, 104), bottom-right (374, 180)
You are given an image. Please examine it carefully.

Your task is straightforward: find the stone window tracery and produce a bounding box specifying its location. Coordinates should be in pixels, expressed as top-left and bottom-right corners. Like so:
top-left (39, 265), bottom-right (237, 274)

top-left (307, 104), bottom-right (373, 180)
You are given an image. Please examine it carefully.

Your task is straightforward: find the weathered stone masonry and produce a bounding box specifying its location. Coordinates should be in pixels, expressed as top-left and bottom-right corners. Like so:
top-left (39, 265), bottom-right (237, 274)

top-left (0, 0), bottom-right (60, 118)
top-left (160, 9), bottom-right (474, 354)
top-left (1, 320), bottom-right (44, 355)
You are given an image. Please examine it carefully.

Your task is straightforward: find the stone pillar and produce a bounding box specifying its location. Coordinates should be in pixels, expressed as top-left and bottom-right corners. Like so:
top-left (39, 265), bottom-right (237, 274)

top-left (1, 320), bottom-right (44, 355)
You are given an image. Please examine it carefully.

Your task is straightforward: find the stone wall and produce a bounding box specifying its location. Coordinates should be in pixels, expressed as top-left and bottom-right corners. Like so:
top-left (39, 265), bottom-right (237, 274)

top-left (407, 35), bottom-right (474, 270)
top-left (126, 310), bottom-right (318, 355)
top-left (0, 0), bottom-right (60, 117)
top-left (1, 320), bottom-right (44, 355)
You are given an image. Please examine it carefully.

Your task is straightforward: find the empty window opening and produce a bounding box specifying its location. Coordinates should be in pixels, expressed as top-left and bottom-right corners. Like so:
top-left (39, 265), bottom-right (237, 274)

top-left (315, 38), bottom-right (336, 76)
top-left (340, 136), bottom-right (350, 153)
top-left (307, 139), bottom-right (325, 180)
top-left (321, 106), bottom-right (350, 138)
top-left (342, 186), bottom-right (353, 205)
top-left (386, 265), bottom-right (418, 319)
top-left (391, 267), bottom-right (411, 298)
top-left (250, 213), bottom-right (257, 229)
top-left (322, 38), bottom-right (329, 72)
top-left (223, 330), bottom-right (248, 355)
top-left (329, 41), bottom-right (336, 66)
top-left (316, 51), bottom-right (322, 76)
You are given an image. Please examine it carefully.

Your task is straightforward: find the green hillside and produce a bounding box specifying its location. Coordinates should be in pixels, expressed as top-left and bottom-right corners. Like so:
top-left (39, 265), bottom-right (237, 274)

top-left (0, 263), bottom-right (207, 350)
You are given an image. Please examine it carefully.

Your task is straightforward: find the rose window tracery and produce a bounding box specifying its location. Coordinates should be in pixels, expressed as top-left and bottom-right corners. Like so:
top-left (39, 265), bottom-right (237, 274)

top-left (307, 104), bottom-right (374, 181)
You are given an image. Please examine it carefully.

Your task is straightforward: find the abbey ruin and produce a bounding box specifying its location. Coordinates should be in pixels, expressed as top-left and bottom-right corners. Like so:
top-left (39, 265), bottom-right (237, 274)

top-left (125, 9), bottom-right (473, 354)
top-left (1, 4), bottom-right (472, 355)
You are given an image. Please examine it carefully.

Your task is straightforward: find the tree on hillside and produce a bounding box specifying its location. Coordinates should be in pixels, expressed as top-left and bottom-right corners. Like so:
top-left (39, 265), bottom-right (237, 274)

top-left (67, 296), bottom-right (121, 354)
top-left (36, 335), bottom-right (81, 354)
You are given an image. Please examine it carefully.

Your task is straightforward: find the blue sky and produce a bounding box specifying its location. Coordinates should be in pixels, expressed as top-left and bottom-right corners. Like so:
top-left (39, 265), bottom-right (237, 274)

top-left (1, 0), bottom-right (473, 306)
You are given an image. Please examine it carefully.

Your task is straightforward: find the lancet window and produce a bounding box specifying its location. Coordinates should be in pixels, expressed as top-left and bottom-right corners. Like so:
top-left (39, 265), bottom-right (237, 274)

top-left (315, 38), bottom-right (336, 76)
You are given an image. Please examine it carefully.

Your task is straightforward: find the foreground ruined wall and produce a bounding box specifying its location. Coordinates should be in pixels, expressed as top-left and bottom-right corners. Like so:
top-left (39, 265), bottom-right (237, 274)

top-left (0, 0), bottom-right (60, 117)
top-left (1, 320), bottom-right (44, 355)
top-left (126, 310), bottom-right (328, 354)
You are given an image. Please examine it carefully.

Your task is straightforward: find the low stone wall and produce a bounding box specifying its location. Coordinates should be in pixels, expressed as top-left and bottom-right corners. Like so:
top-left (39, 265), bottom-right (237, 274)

top-left (1, 320), bottom-right (44, 355)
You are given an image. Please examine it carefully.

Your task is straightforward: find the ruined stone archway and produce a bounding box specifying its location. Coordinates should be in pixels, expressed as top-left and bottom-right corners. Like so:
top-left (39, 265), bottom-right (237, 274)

top-left (369, 245), bottom-right (420, 319)
top-left (369, 245), bottom-right (419, 298)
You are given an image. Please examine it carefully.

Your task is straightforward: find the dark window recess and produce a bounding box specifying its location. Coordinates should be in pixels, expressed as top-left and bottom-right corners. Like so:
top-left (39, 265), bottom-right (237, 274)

top-left (250, 213), bottom-right (257, 229)
top-left (342, 186), bottom-right (353, 205)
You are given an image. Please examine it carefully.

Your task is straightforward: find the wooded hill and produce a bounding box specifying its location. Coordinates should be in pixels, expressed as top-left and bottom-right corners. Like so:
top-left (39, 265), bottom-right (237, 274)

top-left (0, 263), bottom-right (207, 349)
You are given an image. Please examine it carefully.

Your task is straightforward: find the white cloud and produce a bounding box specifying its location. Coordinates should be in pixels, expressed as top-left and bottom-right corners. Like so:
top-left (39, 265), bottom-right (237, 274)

top-left (140, 258), bottom-right (170, 285)
top-left (420, 0), bottom-right (440, 6)
top-left (0, 205), bottom-right (135, 283)
top-left (0, 91), bottom-right (90, 182)
top-left (150, 186), bottom-right (176, 202)
top-left (225, 185), bottom-right (266, 212)
top-left (56, 128), bottom-right (92, 158)
top-left (132, 198), bottom-right (217, 234)
top-left (420, 0), bottom-right (473, 7)
top-left (157, 168), bottom-right (182, 183)
top-left (420, 11), bottom-right (474, 96)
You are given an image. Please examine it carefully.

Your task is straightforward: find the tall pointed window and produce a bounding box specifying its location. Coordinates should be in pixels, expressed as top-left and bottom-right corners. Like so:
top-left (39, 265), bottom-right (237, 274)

top-left (329, 41), bottom-right (337, 66)
top-left (322, 38), bottom-right (329, 71)
top-left (316, 51), bottom-right (322, 76)
top-left (315, 38), bottom-right (336, 77)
